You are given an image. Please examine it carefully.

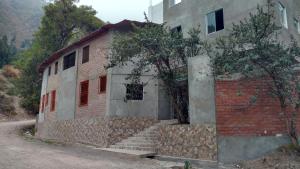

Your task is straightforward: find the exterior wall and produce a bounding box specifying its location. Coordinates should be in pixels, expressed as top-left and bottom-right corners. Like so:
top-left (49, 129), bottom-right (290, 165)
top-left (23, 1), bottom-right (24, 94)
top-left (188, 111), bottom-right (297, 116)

top-left (38, 50), bottom-right (78, 122)
top-left (148, 1), bottom-right (163, 24)
top-left (75, 33), bottom-right (111, 119)
top-left (156, 124), bottom-right (217, 160)
top-left (36, 116), bottom-right (158, 147)
top-left (215, 76), bottom-right (300, 163)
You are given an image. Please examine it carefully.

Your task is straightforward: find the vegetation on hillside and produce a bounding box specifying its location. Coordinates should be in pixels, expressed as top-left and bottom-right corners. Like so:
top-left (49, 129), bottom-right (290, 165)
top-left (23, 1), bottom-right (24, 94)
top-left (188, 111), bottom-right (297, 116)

top-left (0, 36), bottom-right (17, 68)
top-left (12, 0), bottom-right (104, 114)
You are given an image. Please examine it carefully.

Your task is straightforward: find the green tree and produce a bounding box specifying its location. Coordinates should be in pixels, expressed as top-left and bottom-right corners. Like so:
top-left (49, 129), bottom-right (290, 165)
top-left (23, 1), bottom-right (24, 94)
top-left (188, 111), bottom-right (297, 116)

top-left (107, 21), bottom-right (205, 124)
top-left (14, 0), bottom-right (104, 114)
top-left (0, 35), bottom-right (17, 68)
top-left (209, 3), bottom-right (300, 145)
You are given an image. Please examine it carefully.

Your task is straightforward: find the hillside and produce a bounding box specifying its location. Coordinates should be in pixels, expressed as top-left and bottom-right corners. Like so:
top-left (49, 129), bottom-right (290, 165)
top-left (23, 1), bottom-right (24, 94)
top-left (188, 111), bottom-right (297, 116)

top-left (0, 0), bottom-right (45, 49)
top-left (0, 66), bottom-right (33, 121)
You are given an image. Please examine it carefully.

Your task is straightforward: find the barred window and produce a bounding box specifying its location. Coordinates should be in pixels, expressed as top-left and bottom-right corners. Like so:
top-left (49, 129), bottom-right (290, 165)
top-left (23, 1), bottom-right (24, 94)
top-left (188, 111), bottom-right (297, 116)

top-left (80, 80), bottom-right (89, 106)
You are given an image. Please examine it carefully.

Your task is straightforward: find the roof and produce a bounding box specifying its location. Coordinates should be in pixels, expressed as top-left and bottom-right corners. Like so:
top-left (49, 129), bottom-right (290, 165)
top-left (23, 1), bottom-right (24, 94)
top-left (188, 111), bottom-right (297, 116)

top-left (38, 20), bottom-right (145, 73)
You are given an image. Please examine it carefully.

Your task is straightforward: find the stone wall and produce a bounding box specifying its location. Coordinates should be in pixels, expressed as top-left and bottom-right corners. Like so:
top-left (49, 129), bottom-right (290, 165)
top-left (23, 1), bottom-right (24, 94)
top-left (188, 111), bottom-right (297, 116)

top-left (156, 124), bottom-right (217, 160)
top-left (37, 116), bottom-right (158, 147)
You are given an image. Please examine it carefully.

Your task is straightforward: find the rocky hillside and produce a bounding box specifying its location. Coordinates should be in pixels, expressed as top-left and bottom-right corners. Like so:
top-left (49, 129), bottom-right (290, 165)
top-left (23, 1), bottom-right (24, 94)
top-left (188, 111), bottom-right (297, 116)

top-left (0, 0), bottom-right (45, 49)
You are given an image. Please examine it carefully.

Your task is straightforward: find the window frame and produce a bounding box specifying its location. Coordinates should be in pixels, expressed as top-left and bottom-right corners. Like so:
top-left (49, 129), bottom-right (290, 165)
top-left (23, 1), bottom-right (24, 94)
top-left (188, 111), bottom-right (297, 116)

top-left (99, 75), bottom-right (107, 94)
top-left (169, 0), bottom-right (181, 8)
top-left (50, 90), bottom-right (56, 112)
top-left (206, 8), bottom-right (224, 34)
top-left (79, 80), bottom-right (89, 106)
top-left (63, 51), bottom-right (76, 70)
top-left (82, 45), bottom-right (90, 64)
top-left (125, 84), bottom-right (144, 101)
top-left (54, 61), bottom-right (58, 74)
top-left (294, 18), bottom-right (300, 34)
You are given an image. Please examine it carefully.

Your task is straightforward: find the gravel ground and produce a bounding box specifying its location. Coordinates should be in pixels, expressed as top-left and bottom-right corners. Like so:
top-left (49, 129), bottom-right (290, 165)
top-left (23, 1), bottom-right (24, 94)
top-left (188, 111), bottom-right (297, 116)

top-left (0, 120), bottom-right (184, 169)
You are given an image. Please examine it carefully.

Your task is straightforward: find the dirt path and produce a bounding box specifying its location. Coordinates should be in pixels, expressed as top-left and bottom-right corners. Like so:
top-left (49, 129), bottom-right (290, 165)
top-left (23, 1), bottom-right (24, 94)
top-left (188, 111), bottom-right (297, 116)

top-left (0, 120), bottom-right (175, 169)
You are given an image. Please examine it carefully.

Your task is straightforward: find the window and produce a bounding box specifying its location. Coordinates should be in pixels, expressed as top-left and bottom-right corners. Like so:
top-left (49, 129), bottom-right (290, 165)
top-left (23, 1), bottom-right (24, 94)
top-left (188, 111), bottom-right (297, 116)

top-left (294, 18), bottom-right (300, 34)
top-left (63, 52), bottom-right (76, 70)
top-left (41, 95), bottom-right (45, 112)
top-left (82, 46), bottom-right (90, 64)
top-left (54, 62), bottom-right (58, 74)
top-left (50, 90), bottom-right (56, 112)
top-left (48, 66), bottom-right (51, 76)
top-left (171, 26), bottom-right (182, 34)
top-left (126, 84), bottom-right (143, 100)
top-left (278, 2), bottom-right (288, 28)
top-left (45, 93), bottom-right (49, 106)
top-left (99, 75), bottom-right (107, 93)
top-left (169, 0), bottom-right (181, 7)
top-left (207, 9), bottom-right (224, 34)
top-left (80, 80), bottom-right (89, 106)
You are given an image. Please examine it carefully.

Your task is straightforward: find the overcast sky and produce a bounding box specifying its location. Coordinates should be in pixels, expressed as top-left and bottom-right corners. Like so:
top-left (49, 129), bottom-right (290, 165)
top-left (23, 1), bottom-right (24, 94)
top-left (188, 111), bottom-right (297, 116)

top-left (77, 0), bottom-right (163, 23)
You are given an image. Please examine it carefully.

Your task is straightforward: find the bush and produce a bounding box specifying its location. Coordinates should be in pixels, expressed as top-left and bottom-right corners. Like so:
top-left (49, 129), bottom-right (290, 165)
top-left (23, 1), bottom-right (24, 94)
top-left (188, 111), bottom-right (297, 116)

top-left (0, 94), bottom-right (16, 117)
top-left (2, 65), bottom-right (20, 78)
top-left (0, 76), bottom-right (7, 91)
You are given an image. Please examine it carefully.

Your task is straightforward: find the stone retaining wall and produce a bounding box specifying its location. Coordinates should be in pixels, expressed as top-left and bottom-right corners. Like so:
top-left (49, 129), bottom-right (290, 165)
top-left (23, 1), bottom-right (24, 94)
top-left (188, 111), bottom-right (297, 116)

top-left (156, 124), bottom-right (217, 160)
top-left (37, 116), bottom-right (158, 147)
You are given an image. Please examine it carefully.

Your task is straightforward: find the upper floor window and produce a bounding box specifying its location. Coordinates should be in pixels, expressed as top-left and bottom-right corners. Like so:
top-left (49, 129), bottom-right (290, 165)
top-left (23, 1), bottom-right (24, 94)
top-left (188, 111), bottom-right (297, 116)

top-left (54, 62), bottom-right (58, 74)
top-left (207, 9), bottom-right (224, 34)
top-left (48, 66), bottom-right (51, 76)
top-left (82, 46), bottom-right (89, 64)
top-left (126, 84), bottom-right (143, 101)
top-left (169, 0), bottom-right (181, 7)
top-left (63, 52), bottom-right (76, 70)
top-left (278, 2), bottom-right (288, 29)
top-left (294, 18), bottom-right (300, 34)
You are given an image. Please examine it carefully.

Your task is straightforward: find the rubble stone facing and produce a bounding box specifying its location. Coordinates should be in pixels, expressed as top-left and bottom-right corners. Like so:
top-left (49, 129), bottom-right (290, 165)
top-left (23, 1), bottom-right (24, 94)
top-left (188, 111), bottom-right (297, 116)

top-left (156, 124), bottom-right (217, 160)
top-left (37, 116), bottom-right (158, 147)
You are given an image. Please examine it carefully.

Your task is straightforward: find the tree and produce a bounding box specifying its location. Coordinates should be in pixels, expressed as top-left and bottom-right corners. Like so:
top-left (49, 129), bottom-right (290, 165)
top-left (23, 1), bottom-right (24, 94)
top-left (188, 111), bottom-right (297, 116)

top-left (0, 35), bottom-right (17, 68)
top-left (107, 20), bottom-right (205, 124)
top-left (36, 0), bottom-right (104, 52)
top-left (209, 3), bottom-right (300, 145)
top-left (13, 0), bottom-right (104, 114)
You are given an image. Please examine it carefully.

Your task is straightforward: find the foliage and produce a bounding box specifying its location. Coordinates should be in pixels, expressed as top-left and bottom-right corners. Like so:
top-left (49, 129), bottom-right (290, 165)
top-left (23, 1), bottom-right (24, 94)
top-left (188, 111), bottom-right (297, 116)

top-left (13, 0), bottom-right (104, 114)
top-left (0, 36), bottom-right (17, 68)
top-left (209, 3), bottom-right (300, 145)
top-left (184, 161), bottom-right (192, 169)
top-left (2, 65), bottom-right (20, 78)
top-left (0, 94), bottom-right (16, 117)
top-left (36, 0), bottom-right (104, 52)
top-left (108, 19), bottom-right (205, 123)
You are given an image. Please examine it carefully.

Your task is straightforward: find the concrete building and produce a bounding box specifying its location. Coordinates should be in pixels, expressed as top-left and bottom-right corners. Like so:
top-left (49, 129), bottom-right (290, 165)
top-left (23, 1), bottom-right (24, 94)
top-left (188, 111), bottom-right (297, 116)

top-left (163, 0), bottom-right (300, 163)
top-left (38, 20), bottom-right (171, 123)
top-left (148, 1), bottom-right (164, 24)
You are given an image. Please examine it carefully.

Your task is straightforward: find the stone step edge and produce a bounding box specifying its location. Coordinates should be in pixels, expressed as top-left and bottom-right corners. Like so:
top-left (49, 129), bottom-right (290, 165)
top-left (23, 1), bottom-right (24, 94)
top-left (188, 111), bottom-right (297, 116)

top-left (153, 155), bottom-right (218, 169)
top-left (99, 148), bottom-right (157, 158)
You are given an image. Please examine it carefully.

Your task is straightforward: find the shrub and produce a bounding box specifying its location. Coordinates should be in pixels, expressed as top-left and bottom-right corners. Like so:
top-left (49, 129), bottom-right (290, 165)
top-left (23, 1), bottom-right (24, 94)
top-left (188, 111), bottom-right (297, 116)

top-left (0, 94), bottom-right (16, 117)
top-left (2, 65), bottom-right (20, 78)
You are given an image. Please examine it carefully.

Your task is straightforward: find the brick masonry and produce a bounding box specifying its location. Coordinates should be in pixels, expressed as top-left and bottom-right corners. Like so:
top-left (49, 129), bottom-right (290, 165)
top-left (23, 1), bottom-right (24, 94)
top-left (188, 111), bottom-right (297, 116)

top-left (216, 76), bottom-right (300, 137)
top-left (37, 116), bottom-right (158, 147)
top-left (156, 124), bottom-right (217, 160)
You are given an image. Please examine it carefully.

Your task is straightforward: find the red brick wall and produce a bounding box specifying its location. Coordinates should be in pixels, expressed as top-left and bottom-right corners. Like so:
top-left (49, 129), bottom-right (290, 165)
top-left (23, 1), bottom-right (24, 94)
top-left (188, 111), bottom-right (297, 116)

top-left (75, 33), bottom-right (110, 119)
top-left (216, 77), bottom-right (300, 136)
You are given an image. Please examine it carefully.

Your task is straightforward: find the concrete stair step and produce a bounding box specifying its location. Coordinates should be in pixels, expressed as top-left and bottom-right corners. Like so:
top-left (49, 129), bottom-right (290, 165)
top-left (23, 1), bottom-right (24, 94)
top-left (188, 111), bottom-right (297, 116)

top-left (110, 145), bottom-right (156, 151)
top-left (123, 139), bottom-right (155, 144)
top-left (116, 142), bottom-right (155, 147)
top-left (99, 148), bottom-right (156, 158)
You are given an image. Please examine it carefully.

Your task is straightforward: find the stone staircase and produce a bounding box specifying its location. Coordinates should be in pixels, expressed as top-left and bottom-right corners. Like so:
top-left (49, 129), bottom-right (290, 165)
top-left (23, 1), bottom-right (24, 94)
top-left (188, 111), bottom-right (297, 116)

top-left (109, 119), bottom-right (177, 153)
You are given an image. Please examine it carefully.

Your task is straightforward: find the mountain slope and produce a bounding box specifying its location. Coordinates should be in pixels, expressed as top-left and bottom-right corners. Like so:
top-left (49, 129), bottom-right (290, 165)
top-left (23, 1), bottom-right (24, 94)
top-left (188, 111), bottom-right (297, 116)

top-left (0, 0), bottom-right (45, 49)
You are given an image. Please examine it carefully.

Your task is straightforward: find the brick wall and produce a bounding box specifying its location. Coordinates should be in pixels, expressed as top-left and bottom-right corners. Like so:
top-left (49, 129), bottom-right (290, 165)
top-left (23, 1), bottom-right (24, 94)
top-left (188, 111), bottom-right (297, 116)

top-left (216, 76), bottom-right (300, 136)
top-left (76, 33), bottom-right (110, 119)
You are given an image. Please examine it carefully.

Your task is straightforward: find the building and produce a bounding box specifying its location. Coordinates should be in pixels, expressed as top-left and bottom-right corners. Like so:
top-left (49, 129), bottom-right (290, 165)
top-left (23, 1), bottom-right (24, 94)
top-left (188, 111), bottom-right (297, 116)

top-left (148, 1), bottom-right (164, 24)
top-left (163, 0), bottom-right (300, 163)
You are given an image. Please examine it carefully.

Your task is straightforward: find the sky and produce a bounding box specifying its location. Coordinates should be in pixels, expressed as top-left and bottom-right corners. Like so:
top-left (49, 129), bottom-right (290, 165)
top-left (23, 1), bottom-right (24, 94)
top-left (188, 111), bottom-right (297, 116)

top-left (77, 0), bottom-right (163, 23)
